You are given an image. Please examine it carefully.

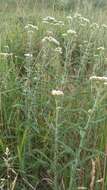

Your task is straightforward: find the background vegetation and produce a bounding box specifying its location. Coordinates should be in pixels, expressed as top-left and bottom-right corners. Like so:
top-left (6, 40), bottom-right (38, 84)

top-left (0, 0), bottom-right (107, 189)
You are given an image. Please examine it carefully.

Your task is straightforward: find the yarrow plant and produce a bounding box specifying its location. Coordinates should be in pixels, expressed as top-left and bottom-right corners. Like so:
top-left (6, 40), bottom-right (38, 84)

top-left (68, 74), bottom-right (104, 189)
top-left (51, 89), bottom-right (64, 189)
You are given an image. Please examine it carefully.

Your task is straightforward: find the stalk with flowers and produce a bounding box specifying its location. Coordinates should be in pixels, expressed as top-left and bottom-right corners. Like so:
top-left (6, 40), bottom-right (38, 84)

top-left (51, 89), bottom-right (64, 190)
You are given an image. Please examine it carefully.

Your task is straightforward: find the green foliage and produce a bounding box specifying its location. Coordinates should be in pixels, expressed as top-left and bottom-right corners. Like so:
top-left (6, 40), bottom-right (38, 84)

top-left (0, 1), bottom-right (107, 190)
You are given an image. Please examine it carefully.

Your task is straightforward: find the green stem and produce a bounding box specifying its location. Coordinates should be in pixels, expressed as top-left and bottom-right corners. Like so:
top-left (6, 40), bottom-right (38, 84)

top-left (54, 98), bottom-right (59, 190)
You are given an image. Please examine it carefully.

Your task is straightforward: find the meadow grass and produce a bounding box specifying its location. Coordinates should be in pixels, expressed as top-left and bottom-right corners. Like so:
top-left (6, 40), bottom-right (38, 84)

top-left (0, 1), bottom-right (107, 189)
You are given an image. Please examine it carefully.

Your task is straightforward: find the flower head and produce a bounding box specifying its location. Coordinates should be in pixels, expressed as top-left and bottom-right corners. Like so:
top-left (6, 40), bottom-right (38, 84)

top-left (89, 76), bottom-right (107, 82)
top-left (74, 13), bottom-right (82, 18)
top-left (46, 30), bottom-right (54, 37)
top-left (80, 17), bottom-right (90, 24)
top-left (97, 47), bottom-right (105, 51)
top-left (24, 24), bottom-right (38, 31)
top-left (90, 23), bottom-right (99, 29)
top-left (42, 36), bottom-right (60, 46)
top-left (66, 16), bottom-right (73, 21)
top-left (43, 16), bottom-right (56, 23)
top-left (0, 53), bottom-right (13, 57)
top-left (42, 16), bottom-right (64, 26)
top-left (102, 24), bottom-right (107, 28)
top-left (51, 90), bottom-right (64, 96)
top-left (24, 53), bottom-right (33, 58)
top-left (54, 47), bottom-right (62, 54)
top-left (67, 29), bottom-right (77, 35)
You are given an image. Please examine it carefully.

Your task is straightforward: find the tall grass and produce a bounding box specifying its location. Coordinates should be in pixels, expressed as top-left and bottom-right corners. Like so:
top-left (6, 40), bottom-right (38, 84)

top-left (0, 1), bottom-right (107, 189)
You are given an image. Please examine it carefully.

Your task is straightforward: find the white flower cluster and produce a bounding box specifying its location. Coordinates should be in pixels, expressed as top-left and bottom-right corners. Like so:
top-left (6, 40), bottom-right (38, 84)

top-left (74, 13), bottom-right (82, 18)
top-left (102, 24), bottom-right (107, 29)
top-left (42, 36), bottom-right (60, 46)
top-left (43, 16), bottom-right (56, 23)
top-left (97, 47), bottom-right (105, 51)
top-left (24, 24), bottom-right (38, 31)
top-left (89, 76), bottom-right (107, 82)
top-left (73, 13), bottom-right (90, 27)
top-left (66, 16), bottom-right (73, 21)
top-left (62, 29), bottom-right (77, 38)
top-left (90, 23), bottom-right (99, 29)
top-left (24, 53), bottom-right (33, 58)
top-left (51, 90), bottom-right (64, 96)
top-left (54, 47), bottom-right (62, 54)
top-left (0, 53), bottom-right (13, 57)
top-left (67, 29), bottom-right (77, 35)
top-left (80, 17), bottom-right (90, 24)
top-left (53, 21), bottom-right (64, 26)
top-left (42, 16), bottom-right (64, 26)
